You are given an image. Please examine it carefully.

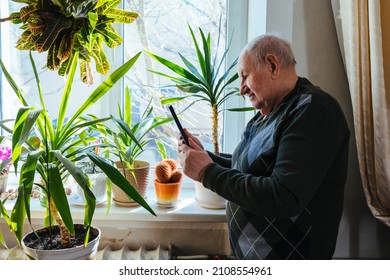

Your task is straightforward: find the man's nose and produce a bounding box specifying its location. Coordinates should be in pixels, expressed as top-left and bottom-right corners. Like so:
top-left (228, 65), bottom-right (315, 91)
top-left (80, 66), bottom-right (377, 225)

top-left (240, 84), bottom-right (249, 95)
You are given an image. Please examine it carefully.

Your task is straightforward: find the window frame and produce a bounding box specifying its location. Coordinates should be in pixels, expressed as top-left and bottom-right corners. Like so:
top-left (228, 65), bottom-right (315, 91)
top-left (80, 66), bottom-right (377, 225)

top-left (0, 0), bottom-right (267, 174)
top-left (104, 0), bottom-right (267, 156)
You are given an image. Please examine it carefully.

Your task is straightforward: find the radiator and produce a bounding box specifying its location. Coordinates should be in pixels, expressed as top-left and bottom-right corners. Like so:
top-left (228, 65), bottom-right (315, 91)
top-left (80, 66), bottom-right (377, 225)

top-left (0, 245), bottom-right (233, 260)
top-left (96, 245), bottom-right (170, 260)
top-left (0, 245), bottom-right (169, 260)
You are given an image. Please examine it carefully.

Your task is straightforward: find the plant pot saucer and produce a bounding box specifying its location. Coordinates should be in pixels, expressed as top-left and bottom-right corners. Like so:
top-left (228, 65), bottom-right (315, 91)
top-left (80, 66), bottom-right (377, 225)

top-left (69, 195), bottom-right (106, 206)
top-left (154, 199), bottom-right (180, 208)
top-left (195, 197), bottom-right (226, 209)
top-left (113, 197), bottom-right (147, 207)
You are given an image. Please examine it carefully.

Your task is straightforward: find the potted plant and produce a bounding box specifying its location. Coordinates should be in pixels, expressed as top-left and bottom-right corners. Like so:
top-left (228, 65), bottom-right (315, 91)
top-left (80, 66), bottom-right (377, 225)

top-left (0, 0), bottom-right (156, 259)
top-left (154, 158), bottom-right (183, 208)
top-left (94, 86), bottom-right (173, 206)
top-left (73, 155), bottom-right (107, 206)
top-left (0, 0), bottom-right (138, 85)
top-left (145, 20), bottom-right (252, 208)
top-left (0, 52), bottom-right (156, 260)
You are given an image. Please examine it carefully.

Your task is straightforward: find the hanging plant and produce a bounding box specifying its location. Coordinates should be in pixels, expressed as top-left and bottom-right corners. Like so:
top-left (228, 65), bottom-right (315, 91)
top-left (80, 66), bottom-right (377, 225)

top-left (0, 0), bottom-right (138, 85)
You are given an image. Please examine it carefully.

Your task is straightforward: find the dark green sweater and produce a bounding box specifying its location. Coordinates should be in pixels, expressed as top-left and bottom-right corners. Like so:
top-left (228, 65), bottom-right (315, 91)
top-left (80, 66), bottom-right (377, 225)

top-left (203, 77), bottom-right (350, 259)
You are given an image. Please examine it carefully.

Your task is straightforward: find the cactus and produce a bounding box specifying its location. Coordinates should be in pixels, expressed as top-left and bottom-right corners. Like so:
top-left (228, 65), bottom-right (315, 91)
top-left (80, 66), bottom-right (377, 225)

top-left (155, 159), bottom-right (182, 183)
top-left (170, 170), bottom-right (183, 183)
top-left (163, 158), bottom-right (178, 172)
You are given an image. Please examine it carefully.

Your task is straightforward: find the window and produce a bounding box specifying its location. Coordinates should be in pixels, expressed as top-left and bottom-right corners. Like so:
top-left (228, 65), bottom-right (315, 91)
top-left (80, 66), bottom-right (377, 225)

top-left (0, 0), bottom-right (265, 166)
top-left (119, 0), bottom-right (229, 162)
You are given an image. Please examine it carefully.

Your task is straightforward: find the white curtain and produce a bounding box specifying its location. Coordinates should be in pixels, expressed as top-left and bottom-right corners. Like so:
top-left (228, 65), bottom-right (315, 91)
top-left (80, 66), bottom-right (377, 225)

top-left (332, 0), bottom-right (390, 226)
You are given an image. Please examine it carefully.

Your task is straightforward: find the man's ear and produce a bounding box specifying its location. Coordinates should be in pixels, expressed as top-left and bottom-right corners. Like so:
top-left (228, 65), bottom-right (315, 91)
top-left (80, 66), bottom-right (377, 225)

top-left (270, 62), bottom-right (276, 72)
top-left (266, 54), bottom-right (279, 77)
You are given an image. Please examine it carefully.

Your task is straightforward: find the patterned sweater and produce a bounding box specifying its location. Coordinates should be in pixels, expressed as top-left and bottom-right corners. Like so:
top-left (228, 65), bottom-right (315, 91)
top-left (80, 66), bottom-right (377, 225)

top-left (202, 77), bottom-right (350, 259)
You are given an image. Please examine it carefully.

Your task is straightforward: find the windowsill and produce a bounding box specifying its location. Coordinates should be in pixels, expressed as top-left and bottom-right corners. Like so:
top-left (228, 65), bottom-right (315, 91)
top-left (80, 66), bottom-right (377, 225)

top-left (2, 174), bottom-right (230, 256)
top-left (75, 187), bottom-right (226, 223)
top-left (3, 179), bottom-right (227, 224)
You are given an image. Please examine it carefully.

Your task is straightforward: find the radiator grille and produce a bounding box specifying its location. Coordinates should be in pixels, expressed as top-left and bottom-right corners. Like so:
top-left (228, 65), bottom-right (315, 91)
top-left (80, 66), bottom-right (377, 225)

top-left (0, 245), bottom-right (170, 260)
top-left (96, 245), bottom-right (170, 260)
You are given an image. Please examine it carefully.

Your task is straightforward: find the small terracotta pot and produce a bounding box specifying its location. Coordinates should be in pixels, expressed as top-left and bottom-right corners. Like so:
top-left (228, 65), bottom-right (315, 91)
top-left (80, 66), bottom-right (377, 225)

top-left (154, 179), bottom-right (181, 207)
top-left (112, 160), bottom-right (150, 206)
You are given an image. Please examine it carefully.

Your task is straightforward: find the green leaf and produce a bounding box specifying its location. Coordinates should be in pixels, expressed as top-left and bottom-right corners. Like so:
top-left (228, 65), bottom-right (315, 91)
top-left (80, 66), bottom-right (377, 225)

top-left (111, 116), bottom-right (143, 151)
top-left (29, 52), bottom-right (56, 143)
top-left (12, 107), bottom-right (42, 171)
top-left (70, 0), bottom-right (98, 18)
top-left (80, 59), bottom-right (94, 85)
top-left (0, 119), bottom-right (14, 134)
top-left (46, 163), bottom-right (75, 236)
top-left (53, 151), bottom-right (95, 228)
top-left (96, 23), bottom-right (122, 48)
top-left (90, 39), bottom-right (109, 75)
top-left (86, 152), bottom-right (156, 216)
top-left (105, 9), bottom-right (138, 24)
top-left (0, 59), bottom-right (28, 106)
top-left (144, 50), bottom-right (201, 83)
top-left (29, 52), bottom-right (45, 109)
top-left (227, 107), bottom-right (256, 112)
top-left (34, 12), bottom-right (73, 52)
top-left (145, 21), bottom-right (241, 154)
top-left (6, 0), bottom-right (136, 83)
top-left (63, 51), bottom-right (142, 134)
top-left (160, 96), bottom-right (189, 105)
top-left (56, 52), bottom-right (78, 134)
top-left (155, 139), bottom-right (168, 160)
top-left (124, 86), bottom-right (132, 127)
top-left (178, 53), bottom-right (206, 84)
top-left (11, 150), bottom-right (42, 244)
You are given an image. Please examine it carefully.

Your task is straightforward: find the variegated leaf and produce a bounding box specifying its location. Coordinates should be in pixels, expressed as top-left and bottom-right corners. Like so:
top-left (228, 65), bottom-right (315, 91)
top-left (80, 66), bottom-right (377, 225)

top-left (106, 9), bottom-right (138, 24)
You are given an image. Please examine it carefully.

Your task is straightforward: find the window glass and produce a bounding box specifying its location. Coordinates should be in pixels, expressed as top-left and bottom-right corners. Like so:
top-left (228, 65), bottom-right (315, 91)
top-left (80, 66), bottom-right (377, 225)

top-left (0, 0), bottom-right (228, 165)
top-left (121, 0), bottom-right (228, 162)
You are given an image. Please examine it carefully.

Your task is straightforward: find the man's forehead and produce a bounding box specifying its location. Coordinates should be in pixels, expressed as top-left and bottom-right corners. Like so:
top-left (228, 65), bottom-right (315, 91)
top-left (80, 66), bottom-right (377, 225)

top-left (238, 53), bottom-right (256, 70)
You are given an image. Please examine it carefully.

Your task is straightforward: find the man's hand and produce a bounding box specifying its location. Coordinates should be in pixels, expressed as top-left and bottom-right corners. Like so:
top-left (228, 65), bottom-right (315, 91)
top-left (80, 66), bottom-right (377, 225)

top-left (178, 130), bottom-right (212, 182)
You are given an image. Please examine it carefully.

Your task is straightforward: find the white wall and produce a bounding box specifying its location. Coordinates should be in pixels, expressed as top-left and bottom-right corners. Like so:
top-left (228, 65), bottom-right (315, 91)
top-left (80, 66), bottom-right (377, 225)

top-left (266, 0), bottom-right (390, 259)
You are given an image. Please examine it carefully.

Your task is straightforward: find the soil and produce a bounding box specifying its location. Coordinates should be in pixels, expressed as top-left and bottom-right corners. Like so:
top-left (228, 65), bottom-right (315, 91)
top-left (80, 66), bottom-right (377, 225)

top-left (23, 224), bottom-right (99, 250)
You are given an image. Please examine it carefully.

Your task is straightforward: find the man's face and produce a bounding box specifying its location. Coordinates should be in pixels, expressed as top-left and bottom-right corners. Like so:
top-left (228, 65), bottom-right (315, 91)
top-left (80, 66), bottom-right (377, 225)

top-left (238, 52), bottom-right (275, 115)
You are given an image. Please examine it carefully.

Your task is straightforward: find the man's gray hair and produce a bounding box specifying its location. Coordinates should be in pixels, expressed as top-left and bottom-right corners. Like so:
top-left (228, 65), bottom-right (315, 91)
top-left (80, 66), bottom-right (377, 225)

top-left (241, 35), bottom-right (296, 68)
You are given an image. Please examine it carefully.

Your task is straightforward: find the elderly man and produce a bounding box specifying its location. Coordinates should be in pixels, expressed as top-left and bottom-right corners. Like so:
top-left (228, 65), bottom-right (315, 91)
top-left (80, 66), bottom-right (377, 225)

top-left (179, 35), bottom-right (350, 260)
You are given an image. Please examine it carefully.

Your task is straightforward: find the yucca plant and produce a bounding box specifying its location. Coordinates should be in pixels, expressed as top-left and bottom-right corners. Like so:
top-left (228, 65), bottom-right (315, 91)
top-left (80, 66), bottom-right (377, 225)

top-left (0, 51), bottom-right (156, 250)
top-left (97, 86), bottom-right (173, 169)
top-left (145, 20), bottom-right (252, 155)
top-left (0, 0), bottom-right (138, 84)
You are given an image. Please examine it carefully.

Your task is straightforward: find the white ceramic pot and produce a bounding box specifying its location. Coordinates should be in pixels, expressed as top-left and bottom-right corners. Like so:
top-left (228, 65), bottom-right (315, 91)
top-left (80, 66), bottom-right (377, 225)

top-left (194, 181), bottom-right (226, 209)
top-left (21, 224), bottom-right (101, 260)
top-left (77, 173), bottom-right (107, 204)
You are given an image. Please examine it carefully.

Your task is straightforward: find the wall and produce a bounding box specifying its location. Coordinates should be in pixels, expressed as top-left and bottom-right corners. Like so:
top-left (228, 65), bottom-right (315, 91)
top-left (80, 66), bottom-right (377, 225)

top-left (2, 1), bottom-right (389, 260)
top-left (266, 0), bottom-right (390, 259)
top-left (0, 219), bottom-right (230, 259)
